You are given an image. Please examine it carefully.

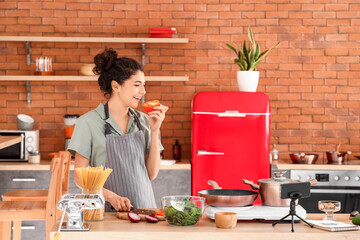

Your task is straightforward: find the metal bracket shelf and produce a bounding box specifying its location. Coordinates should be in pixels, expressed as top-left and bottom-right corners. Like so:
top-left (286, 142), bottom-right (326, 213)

top-left (1, 36), bottom-right (189, 105)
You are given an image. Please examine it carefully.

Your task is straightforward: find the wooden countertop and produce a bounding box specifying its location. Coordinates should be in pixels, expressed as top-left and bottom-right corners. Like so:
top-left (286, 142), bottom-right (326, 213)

top-left (50, 213), bottom-right (359, 240)
top-left (0, 159), bottom-right (190, 171)
top-left (2, 157), bottom-right (360, 171)
top-left (273, 159), bottom-right (360, 171)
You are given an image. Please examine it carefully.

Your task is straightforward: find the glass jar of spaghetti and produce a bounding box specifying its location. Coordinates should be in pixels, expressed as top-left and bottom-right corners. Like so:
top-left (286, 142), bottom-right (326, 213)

top-left (75, 166), bottom-right (112, 221)
top-left (82, 188), bottom-right (105, 221)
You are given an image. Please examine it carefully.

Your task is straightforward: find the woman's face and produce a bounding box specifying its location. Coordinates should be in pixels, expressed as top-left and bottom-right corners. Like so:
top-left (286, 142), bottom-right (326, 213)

top-left (113, 71), bottom-right (146, 109)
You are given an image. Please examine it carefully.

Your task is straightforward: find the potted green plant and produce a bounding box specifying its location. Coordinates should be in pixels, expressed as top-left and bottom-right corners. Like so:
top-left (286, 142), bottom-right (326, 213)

top-left (226, 27), bottom-right (280, 92)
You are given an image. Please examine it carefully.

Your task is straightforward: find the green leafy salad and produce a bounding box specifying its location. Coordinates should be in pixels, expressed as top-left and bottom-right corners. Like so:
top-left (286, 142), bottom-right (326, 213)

top-left (163, 199), bottom-right (202, 226)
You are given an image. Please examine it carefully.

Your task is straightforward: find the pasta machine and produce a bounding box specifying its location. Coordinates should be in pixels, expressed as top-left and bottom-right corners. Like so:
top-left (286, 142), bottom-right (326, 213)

top-left (57, 193), bottom-right (105, 231)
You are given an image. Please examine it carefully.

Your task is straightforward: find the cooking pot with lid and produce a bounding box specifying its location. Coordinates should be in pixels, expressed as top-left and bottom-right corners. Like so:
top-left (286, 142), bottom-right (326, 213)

top-left (243, 171), bottom-right (317, 207)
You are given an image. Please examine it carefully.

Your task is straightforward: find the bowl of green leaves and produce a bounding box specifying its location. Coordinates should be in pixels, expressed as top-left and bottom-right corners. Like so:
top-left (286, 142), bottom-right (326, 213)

top-left (161, 195), bottom-right (205, 226)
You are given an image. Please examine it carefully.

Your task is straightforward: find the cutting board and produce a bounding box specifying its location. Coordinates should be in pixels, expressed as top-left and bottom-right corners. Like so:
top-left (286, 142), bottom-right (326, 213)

top-left (0, 136), bottom-right (22, 150)
top-left (116, 209), bottom-right (165, 221)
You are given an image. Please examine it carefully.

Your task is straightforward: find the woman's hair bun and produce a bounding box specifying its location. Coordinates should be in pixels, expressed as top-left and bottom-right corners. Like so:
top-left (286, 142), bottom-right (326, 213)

top-left (93, 48), bottom-right (118, 74)
top-left (94, 47), bottom-right (143, 97)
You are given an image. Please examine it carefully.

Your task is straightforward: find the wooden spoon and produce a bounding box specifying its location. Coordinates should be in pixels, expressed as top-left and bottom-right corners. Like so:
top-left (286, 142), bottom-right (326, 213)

top-left (336, 143), bottom-right (341, 154)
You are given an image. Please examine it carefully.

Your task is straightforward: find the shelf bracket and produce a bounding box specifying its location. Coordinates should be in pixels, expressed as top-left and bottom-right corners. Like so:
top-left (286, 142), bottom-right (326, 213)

top-left (25, 80), bottom-right (31, 104)
top-left (141, 43), bottom-right (146, 104)
top-left (141, 43), bottom-right (146, 66)
top-left (25, 41), bottom-right (31, 66)
top-left (24, 41), bottom-right (32, 105)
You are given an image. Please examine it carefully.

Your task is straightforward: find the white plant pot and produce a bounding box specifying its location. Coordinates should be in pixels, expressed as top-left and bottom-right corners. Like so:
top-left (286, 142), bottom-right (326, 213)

top-left (236, 71), bottom-right (259, 92)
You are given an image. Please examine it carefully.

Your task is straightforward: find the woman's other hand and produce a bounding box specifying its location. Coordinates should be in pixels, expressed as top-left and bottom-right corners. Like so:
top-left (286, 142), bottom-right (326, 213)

top-left (148, 104), bottom-right (168, 132)
top-left (107, 191), bottom-right (132, 212)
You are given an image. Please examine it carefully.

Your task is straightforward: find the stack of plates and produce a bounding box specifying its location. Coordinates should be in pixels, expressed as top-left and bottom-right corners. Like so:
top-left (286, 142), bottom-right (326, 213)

top-left (160, 160), bottom-right (176, 166)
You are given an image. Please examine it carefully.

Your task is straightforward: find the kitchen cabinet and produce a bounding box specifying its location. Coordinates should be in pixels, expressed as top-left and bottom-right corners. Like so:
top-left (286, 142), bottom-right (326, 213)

top-left (0, 168), bottom-right (190, 207)
top-left (0, 170), bottom-right (80, 240)
top-left (152, 169), bottom-right (191, 207)
top-left (0, 36), bottom-right (189, 82)
top-left (0, 166), bottom-right (190, 240)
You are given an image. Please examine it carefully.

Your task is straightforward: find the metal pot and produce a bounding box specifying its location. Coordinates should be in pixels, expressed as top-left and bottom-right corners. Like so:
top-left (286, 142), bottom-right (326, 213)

top-left (326, 151), bottom-right (351, 164)
top-left (198, 180), bottom-right (258, 207)
top-left (289, 153), bottom-right (319, 164)
top-left (243, 171), bottom-right (317, 207)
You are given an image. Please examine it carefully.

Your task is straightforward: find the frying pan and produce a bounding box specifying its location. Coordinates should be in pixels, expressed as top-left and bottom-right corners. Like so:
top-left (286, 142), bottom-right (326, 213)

top-left (198, 180), bottom-right (258, 207)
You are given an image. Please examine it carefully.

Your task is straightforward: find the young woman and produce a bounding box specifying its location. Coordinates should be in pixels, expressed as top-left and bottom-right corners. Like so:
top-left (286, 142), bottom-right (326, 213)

top-left (68, 48), bottom-right (168, 212)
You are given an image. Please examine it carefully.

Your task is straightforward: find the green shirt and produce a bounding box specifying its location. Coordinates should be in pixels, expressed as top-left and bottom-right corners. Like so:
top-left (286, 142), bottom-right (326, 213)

top-left (67, 103), bottom-right (164, 167)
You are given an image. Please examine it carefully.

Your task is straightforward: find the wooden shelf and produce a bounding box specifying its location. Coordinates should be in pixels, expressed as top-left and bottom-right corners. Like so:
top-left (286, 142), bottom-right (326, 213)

top-left (0, 36), bottom-right (189, 104)
top-left (0, 36), bottom-right (188, 44)
top-left (0, 75), bottom-right (189, 82)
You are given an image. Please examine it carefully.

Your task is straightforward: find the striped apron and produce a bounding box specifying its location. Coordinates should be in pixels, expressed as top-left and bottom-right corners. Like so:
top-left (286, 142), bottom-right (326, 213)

top-left (103, 102), bottom-right (156, 212)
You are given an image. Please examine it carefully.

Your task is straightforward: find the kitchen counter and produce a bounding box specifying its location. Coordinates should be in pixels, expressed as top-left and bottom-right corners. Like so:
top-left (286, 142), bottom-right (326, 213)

top-left (0, 159), bottom-right (190, 171)
top-left (50, 213), bottom-right (359, 240)
top-left (273, 159), bottom-right (360, 171)
top-left (2, 158), bottom-right (359, 171)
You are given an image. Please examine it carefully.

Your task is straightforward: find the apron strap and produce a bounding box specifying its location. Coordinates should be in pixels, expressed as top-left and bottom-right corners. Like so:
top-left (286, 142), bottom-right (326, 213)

top-left (104, 102), bottom-right (143, 135)
top-left (104, 102), bottom-right (112, 135)
top-left (129, 108), bottom-right (143, 131)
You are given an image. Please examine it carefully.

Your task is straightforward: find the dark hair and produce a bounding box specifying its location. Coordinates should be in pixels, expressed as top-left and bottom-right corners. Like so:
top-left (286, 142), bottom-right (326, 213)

top-left (93, 48), bottom-right (143, 97)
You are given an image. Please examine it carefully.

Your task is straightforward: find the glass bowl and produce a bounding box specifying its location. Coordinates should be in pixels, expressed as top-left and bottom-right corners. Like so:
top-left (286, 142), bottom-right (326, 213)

top-left (318, 200), bottom-right (341, 221)
top-left (161, 195), bottom-right (205, 226)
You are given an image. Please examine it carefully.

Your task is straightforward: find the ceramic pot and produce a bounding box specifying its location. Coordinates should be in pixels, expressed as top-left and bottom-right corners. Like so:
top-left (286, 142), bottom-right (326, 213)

top-left (326, 151), bottom-right (349, 163)
top-left (17, 114), bottom-right (34, 130)
top-left (236, 71), bottom-right (259, 92)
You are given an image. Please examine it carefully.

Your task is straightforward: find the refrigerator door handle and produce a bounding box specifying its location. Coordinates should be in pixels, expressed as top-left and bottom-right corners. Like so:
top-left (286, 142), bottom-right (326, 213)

top-left (218, 111), bottom-right (246, 117)
top-left (197, 150), bottom-right (225, 155)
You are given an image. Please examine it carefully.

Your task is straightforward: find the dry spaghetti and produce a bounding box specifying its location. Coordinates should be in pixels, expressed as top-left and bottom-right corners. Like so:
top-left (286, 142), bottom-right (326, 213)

top-left (75, 166), bottom-right (112, 192)
top-left (75, 166), bottom-right (112, 221)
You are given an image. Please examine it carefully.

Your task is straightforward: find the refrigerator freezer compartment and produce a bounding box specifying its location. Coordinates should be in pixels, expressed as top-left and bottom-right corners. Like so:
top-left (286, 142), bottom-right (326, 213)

top-left (193, 110), bottom-right (270, 117)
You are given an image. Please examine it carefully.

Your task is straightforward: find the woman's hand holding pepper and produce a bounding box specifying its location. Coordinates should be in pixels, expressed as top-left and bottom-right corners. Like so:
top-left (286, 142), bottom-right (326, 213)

top-left (148, 104), bottom-right (168, 132)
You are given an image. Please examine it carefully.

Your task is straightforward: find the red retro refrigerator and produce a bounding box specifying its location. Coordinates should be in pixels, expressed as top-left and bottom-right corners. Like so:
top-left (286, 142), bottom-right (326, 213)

top-left (191, 92), bottom-right (271, 204)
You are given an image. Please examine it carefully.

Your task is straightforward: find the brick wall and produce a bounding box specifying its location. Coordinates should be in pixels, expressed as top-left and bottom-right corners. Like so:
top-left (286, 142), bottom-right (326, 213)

top-left (0, 0), bottom-right (359, 161)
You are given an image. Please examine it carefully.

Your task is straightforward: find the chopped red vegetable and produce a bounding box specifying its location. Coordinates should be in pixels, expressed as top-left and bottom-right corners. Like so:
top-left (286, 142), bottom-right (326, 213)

top-left (128, 212), bottom-right (141, 223)
top-left (156, 209), bottom-right (164, 216)
top-left (145, 214), bottom-right (158, 223)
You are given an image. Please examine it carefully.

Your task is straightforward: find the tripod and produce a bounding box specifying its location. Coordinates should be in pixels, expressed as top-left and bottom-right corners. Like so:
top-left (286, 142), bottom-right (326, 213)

top-left (272, 192), bottom-right (314, 232)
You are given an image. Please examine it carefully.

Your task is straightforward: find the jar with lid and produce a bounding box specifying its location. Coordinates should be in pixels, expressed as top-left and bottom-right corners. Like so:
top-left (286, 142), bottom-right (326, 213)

top-left (82, 188), bottom-right (105, 221)
top-left (64, 114), bottom-right (79, 139)
top-left (28, 150), bottom-right (40, 164)
top-left (272, 144), bottom-right (279, 160)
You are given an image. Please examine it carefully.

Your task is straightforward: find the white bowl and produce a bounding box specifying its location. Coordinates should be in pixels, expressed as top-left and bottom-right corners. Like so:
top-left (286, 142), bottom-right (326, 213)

top-left (80, 64), bottom-right (95, 76)
top-left (17, 114), bottom-right (34, 130)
